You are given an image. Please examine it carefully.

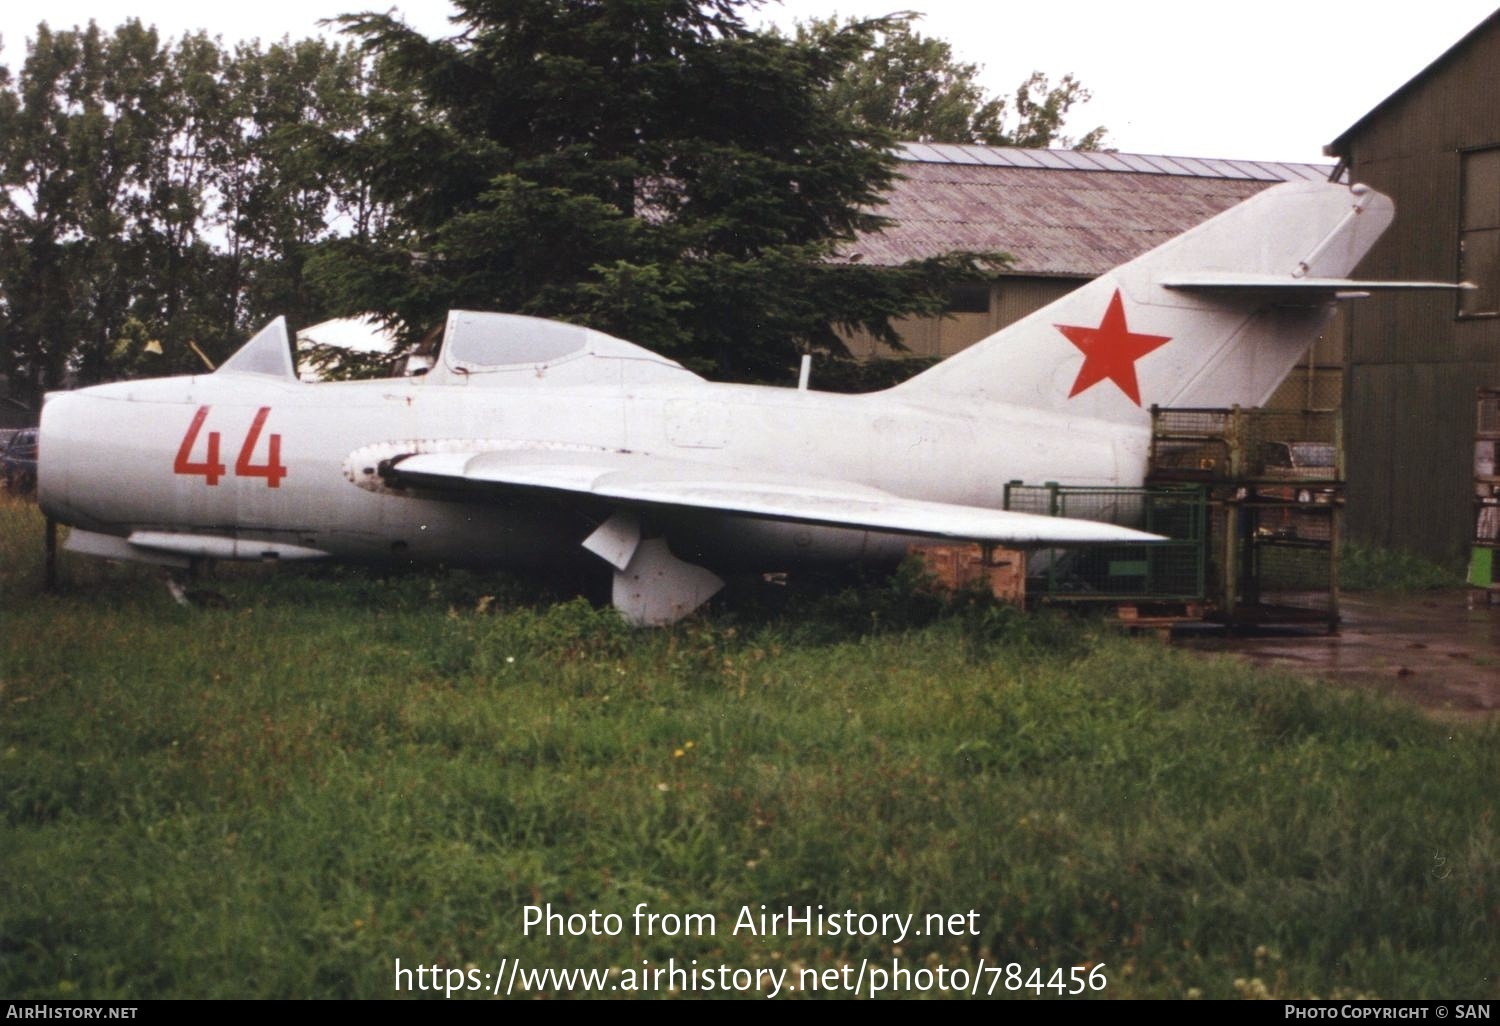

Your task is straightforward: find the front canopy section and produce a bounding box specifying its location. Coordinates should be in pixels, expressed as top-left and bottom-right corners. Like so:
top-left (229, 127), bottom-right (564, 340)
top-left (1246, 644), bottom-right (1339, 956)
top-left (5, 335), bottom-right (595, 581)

top-left (425, 310), bottom-right (702, 387)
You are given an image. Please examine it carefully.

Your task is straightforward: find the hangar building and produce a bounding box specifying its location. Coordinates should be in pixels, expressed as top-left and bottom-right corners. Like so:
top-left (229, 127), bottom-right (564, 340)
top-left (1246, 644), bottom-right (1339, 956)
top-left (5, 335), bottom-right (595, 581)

top-left (1325, 8), bottom-right (1500, 561)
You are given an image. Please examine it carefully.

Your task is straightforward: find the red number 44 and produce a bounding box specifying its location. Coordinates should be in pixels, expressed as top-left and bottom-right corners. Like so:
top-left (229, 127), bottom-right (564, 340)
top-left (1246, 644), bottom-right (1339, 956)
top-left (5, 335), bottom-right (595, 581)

top-left (174, 405), bottom-right (286, 487)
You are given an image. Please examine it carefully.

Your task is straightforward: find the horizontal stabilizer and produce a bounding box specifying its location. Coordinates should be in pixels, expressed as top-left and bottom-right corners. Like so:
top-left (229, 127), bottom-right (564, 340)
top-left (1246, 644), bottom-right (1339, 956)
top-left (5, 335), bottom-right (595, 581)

top-left (390, 449), bottom-right (1163, 546)
top-left (1161, 273), bottom-right (1472, 296)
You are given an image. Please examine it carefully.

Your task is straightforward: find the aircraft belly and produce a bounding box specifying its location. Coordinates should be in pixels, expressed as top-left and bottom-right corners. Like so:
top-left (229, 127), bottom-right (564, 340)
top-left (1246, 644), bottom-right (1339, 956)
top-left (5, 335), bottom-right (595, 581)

top-left (345, 493), bottom-right (593, 568)
top-left (659, 512), bottom-right (909, 572)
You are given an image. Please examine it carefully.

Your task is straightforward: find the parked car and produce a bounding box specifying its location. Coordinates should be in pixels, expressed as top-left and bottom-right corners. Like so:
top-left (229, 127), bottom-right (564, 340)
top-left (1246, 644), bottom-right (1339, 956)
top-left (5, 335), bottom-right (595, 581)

top-left (2, 427), bottom-right (38, 494)
top-left (1257, 440), bottom-right (1337, 489)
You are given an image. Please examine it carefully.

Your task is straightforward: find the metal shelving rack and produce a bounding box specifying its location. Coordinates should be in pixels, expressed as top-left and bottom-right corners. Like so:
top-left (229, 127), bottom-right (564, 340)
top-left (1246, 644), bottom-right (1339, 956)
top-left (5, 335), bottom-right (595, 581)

top-left (1147, 406), bottom-right (1343, 633)
top-left (1470, 388), bottom-right (1500, 605)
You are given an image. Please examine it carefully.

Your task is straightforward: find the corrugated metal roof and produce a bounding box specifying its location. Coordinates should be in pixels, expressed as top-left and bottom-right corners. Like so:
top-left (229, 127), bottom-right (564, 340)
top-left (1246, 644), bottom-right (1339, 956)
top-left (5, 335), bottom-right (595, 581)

top-left (891, 141), bottom-right (1333, 182)
top-left (845, 146), bottom-right (1340, 274)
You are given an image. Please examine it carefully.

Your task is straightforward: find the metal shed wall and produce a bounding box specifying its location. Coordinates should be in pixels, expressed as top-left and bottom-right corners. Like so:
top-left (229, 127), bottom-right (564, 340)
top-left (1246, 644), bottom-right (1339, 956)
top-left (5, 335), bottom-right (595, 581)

top-left (1329, 14), bottom-right (1500, 559)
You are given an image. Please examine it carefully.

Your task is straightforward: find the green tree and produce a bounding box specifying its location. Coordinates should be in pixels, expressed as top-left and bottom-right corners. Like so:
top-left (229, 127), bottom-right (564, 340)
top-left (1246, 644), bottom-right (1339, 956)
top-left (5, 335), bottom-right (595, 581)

top-left (212, 37), bottom-right (374, 335)
top-left (0, 23), bottom-right (370, 402)
top-left (311, 0), bottom-right (998, 381)
top-left (0, 22), bottom-right (167, 407)
top-left (1009, 69), bottom-right (1107, 150)
top-left (133, 33), bottom-right (368, 369)
top-left (800, 15), bottom-right (1107, 150)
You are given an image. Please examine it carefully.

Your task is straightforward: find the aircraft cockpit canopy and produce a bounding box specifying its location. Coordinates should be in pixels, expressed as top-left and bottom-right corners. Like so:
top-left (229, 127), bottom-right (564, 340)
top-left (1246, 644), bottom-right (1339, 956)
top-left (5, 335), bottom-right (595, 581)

top-left (426, 310), bottom-right (700, 387)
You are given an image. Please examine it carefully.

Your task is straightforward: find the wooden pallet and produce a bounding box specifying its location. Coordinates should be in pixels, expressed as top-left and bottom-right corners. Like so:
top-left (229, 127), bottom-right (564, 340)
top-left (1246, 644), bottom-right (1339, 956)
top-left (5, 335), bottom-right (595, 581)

top-left (1108, 600), bottom-right (1206, 639)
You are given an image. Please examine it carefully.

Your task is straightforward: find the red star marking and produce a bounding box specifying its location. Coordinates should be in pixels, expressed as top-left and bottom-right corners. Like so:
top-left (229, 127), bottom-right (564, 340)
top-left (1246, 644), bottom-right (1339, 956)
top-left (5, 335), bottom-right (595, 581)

top-left (1055, 289), bottom-right (1171, 406)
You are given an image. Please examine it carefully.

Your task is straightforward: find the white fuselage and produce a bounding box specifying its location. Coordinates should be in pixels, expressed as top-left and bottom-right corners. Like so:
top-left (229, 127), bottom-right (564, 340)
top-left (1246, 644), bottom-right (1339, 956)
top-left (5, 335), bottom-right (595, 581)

top-left (39, 372), bottom-right (1142, 573)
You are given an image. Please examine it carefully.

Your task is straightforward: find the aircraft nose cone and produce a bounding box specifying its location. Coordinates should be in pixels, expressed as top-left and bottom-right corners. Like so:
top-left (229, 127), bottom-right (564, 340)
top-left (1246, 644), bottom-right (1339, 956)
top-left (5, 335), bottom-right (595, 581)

top-left (36, 389), bottom-right (84, 519)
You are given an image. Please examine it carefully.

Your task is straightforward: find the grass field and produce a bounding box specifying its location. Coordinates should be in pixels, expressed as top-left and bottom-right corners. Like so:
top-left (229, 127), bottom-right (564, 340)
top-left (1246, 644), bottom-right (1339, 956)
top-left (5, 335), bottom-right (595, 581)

top-left (2, 495), bottom-right (1496, 999)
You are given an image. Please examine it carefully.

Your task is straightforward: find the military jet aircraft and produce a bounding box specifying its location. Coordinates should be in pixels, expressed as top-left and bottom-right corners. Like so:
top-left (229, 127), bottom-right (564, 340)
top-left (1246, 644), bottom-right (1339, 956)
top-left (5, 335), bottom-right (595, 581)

top-left (37, 180), bottom-right (1448, 624)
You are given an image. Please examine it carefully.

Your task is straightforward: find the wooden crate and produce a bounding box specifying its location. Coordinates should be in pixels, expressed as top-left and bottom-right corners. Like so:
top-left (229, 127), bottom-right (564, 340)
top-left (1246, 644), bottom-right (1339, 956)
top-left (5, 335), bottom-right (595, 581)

top-left (908, 543), bottom-right (1026, 605)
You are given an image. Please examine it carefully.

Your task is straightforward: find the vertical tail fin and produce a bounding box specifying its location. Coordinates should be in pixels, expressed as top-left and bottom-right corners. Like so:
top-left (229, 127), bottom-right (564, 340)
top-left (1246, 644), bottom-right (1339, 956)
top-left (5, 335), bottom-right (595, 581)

top-left (891, 181), bottom-right (1394, 424)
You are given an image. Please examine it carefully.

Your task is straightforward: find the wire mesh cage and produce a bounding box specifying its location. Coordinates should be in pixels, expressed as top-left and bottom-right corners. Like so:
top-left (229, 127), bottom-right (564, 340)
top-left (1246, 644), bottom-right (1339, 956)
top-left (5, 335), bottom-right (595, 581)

top-left (1210, 502), bottom-right (1339, 625)
top-left (1248, 543), bottom-right (1338, 618)
top-left (1148, 408), bottom-right (1235, 482)
top-left (1013, 404), bottom-right (1345, 627)
top-left (1004, 484), bottom-right (1207, 601)
top-left (1149, 406), bottom-right (1343, 483)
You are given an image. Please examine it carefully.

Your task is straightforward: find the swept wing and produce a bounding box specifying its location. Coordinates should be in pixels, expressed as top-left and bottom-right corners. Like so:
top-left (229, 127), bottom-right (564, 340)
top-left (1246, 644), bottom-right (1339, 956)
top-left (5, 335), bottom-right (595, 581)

top-left (387, 448), bottom-right (1161, 546)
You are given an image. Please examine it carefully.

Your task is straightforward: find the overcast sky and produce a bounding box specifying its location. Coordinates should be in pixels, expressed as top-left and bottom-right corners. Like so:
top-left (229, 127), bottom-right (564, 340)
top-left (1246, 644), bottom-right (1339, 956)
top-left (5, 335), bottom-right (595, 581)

top-left (2, 1), bottom-right (1496, 166)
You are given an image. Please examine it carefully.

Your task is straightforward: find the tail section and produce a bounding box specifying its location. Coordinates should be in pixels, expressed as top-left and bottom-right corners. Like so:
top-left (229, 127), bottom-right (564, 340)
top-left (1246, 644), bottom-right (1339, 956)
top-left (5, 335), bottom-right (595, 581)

top-left (892, 181), bottom-right (1396, 424)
